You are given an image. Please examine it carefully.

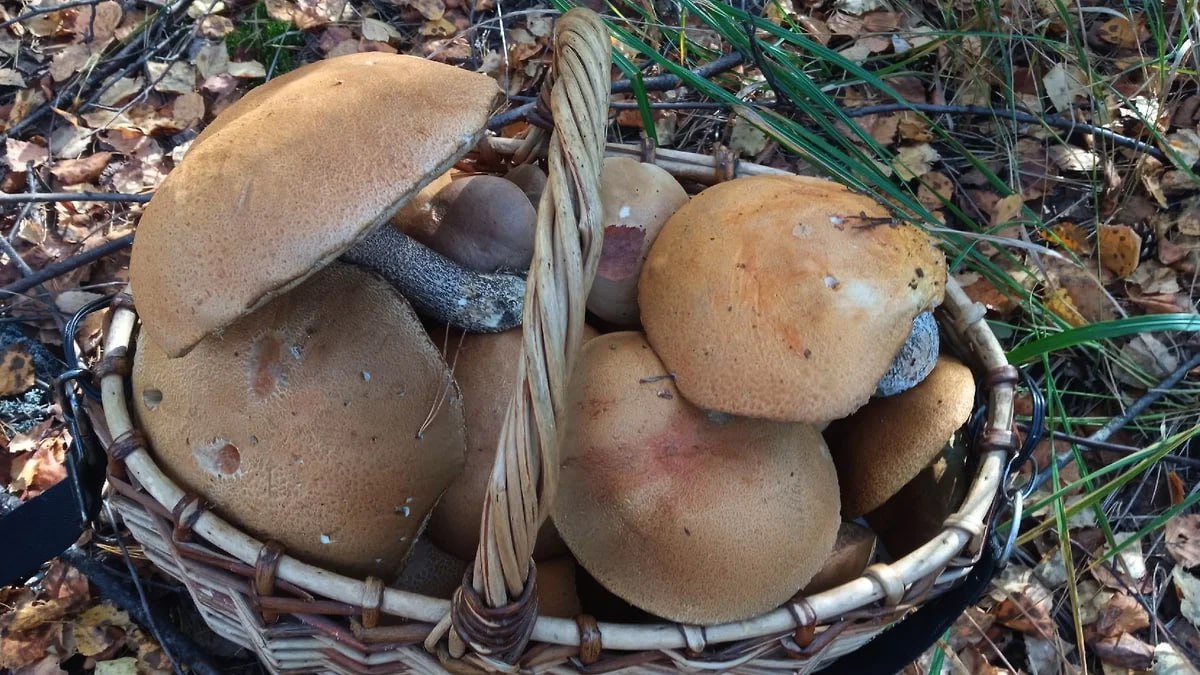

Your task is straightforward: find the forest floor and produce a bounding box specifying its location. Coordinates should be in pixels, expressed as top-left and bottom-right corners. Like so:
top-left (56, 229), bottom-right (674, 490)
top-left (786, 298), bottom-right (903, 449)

top-left (1, 0), bottom-right (1199, 673)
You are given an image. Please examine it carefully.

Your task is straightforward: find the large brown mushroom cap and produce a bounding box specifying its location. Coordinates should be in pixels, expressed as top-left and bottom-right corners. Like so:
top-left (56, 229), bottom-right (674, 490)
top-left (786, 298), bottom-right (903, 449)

top-left (800, 522), bottom-right (878, 595)
top-left (130, 53), bottom-right (503, 357)
top-left (425, 325), bottom-right (598, 561)
top-left (638, 174), bottom-right (947, 423)
top-left (587, 157), bottom-right (689, 326)
top-left (866, 438), bottom-right (970, 558)
top-left (552, 332), bottom-right (840, 625)
top-left (131, 263), bottom-right (467, 579)
top-left (825, 355), bottom-right (976, 518)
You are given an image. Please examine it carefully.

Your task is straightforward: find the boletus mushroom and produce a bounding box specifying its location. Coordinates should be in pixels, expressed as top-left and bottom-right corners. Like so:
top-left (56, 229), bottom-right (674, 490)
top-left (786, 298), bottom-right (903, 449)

top-left (825, 355), bottom-right (976, 519)
top-left (425, 325), bottom-right (599, 561)
top-left (586, 157), bottom-right (689, 326)
top-left (130, 52), bottom-right (517, 358)
top-left (865, 435), bottom-right (971, 559)
top-left (638, 174), bottom-right (947, 423)
top-left (800, 522), bottom-right (878, 595)
top-left (131, 263), bottom-right (467, 578)
top-left (399, 175), bottom-right (538, 273)
top-left (552, 332), bottom-right (840, 625)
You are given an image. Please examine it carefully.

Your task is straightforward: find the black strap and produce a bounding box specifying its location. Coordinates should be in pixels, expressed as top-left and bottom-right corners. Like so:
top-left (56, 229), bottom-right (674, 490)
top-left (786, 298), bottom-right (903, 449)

top-left (0, 297), bottom-right (113, 587)
top-left (816, 538), bottom-right (999, 675)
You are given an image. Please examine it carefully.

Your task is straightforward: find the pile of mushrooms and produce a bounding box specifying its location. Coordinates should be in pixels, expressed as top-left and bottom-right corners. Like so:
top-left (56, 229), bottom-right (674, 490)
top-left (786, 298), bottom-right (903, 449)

top-left (126, 50), bottom-right (979, 627)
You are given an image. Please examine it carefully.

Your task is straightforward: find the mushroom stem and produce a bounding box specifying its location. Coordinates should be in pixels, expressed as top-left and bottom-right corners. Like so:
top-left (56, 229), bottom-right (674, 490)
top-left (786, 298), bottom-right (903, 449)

top-left (342, 225), bottom-right (525, 333)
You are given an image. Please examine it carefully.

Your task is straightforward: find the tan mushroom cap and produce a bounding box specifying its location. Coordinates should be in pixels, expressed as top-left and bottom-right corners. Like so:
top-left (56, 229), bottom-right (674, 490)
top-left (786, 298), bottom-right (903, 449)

top-left (866, 439), bottom-right (970, 558)
top-left (411, 175), bottom-right (537, 273)
top-left (552, 332), bottom-right (840, 625)
top-left (587, 157), bottom-right (689, 326)
top-left (638, 174), bottom-right (947, 423)
top-left (536, 557), bottom-right (583, 618)
top-left (426, 325), bottom-right (598, 561)
top-left (131, 263), bottom-right (467, 579)
top-left (130, 53), bottom-right (503, 357)
top-left (825, 355), bottom-right (976, 518)
top-left (800, 521), bottom-right (878, 595)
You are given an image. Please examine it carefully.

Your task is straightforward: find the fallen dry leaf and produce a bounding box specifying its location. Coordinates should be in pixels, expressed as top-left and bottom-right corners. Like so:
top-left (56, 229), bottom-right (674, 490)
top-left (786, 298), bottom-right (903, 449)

top-left (993, 588), bottom-right (1056, 639)
top-left (1046, 259), bottom-right (1118, 324)
top-left (0, 343), bottom-right (37, 396)
top-left (916, 171), bottom-right (954, 209)
top-left (146, 61), bottom-right (197, 94)
top-left (1097, 14), bottom-right (1150, 48)
top-left (1179, 566), bottom-right (1200, 627)
top-left (1047, 221), bottom-right (1093, 255)
top-left (1044, 63), bottom-right (1089, 113)
top-left (992, 193), bottom-right (1026, 227)
top-left (50, 44), bottom-right (93, 82)
top-left (730, 117), bottom-right (769, 158)
top-left (94, 658), bottom-right (138, 675)
top-left (6, 139), bottom-right (50, 170)
top-left (892, 143), bottom-right (939, 181)
top-left (1091, 633), bottom-right (1154, 670)
top-left (1167, 514), bottom-right (1200, 569)
top-left (1097, 224), bottom-right (1142, 279)
top-left (0, 68), bottom-right (26, 87)
top-left (73, 604), bottom-right (131, 658)
top-left (49, 152), bottom-right (112, 185)
top-left (1117, 333), bottom-right (1180, 387)
top-left (1154, 642), bottom-right (1200, 675)
top-left (1093, 591), bottom-right (1151, 637)
top-left (228, 61), bottom-right (267, 79)
top-left (1044, 286), bottom-right (1088, 327)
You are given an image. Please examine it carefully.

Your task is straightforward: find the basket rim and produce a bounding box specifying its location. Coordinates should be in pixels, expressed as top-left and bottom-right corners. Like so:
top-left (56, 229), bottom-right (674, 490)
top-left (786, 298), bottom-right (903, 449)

top-left (96, 140), bottom-right (1017, 656)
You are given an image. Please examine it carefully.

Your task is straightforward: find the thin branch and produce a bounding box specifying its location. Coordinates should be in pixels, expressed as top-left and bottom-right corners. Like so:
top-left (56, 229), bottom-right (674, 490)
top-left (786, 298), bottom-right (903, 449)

top-left (0, 0), bottom-right (105, 31)
top-left (1, 234), bottom-right (133, 296)
top-left (0, 192), bottom-right (152, 204)
top-left (486, 51), bottom-right (744, 129)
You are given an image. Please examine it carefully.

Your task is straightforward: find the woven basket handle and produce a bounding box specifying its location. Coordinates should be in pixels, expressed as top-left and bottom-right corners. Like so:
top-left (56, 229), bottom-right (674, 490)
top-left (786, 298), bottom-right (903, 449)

top-left (441, 7), bottom-right (611, 662)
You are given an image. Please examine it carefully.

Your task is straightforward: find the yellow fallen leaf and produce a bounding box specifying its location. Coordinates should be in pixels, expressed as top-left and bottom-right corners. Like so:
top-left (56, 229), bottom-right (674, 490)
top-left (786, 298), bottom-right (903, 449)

top-left (891, 143), bottom-right (939, 181)
top-left (991, 193), bottom-right (1025, 227)
top-left (1046, 221), bottom-right (1093, 255)
top-left (1097, 14), bottom-right (1149, 48)
top-left (1097, 224), bottom-right (1142, 279)
top-left (1044, 287), bottom-right (1087, 327)
top-left (74, 604), bottom-right (132, 657)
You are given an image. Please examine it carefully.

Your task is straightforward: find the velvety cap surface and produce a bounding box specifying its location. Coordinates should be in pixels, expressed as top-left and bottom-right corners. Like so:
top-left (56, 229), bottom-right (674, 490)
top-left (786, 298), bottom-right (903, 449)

top-left (130, 53), bottom-right (503, 357)
top-left (639, 174), bottom-right (946, 423)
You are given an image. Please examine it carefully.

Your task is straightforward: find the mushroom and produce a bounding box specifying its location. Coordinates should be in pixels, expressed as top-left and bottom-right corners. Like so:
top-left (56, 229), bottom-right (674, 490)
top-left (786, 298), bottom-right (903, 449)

top-left (865, 438), bottom-right (970, 559)
top-left (536, 557), bottom-right (583, 618)
top-left (425, 325), bottom-right (598, 561)
top-left (401, 175), bottom-right (538, 273)
top-left (129, 52), bottom-right (516, 358)
top-left (800, 522), bottom-right (878, 595)
top-left (552, 332), bottom-right (840, 625)
top-left (391, 170), bottom-right (454, 240)
top-left (587, 157), bottom-right (689, 326)
top-left (393, 537), bottom-right (469, 599)
top-left (131, 263), bottom-right (467, 578)
top-left (503, 163), bottom-right (547, 207)
top-left (824, 355), bottom-right (976, 519)
top-left (638, 174), bottom-right (947, 423)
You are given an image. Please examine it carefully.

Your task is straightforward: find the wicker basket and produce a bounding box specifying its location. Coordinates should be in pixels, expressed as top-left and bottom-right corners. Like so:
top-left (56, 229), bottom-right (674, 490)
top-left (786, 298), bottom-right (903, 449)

top-left (94, 8), bottom-right (1018, 674)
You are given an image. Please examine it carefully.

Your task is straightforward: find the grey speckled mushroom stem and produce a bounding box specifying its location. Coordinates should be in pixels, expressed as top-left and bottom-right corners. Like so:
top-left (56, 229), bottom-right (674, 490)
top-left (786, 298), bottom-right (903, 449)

top-left (875, 311), bottom-right (940, 398)
top-left (342, 226), bottom-right (525, 333)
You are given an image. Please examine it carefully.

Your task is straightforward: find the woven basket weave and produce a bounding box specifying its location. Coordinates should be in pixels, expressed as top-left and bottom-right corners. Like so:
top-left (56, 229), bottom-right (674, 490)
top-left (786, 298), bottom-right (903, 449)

top-left (95, 8), bottom-right (1018, 673)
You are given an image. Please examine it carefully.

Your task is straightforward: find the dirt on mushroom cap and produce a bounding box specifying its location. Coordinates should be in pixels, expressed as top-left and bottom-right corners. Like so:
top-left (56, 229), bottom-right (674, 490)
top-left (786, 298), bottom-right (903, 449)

top-left (552, 331), bottom-right (840, 625)
top-left (130, 53), bottom-right (503, 358)
top-left (638, 174), bottom-right (947, 423)
top-left (131, 263), bottom-right (467, 579)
